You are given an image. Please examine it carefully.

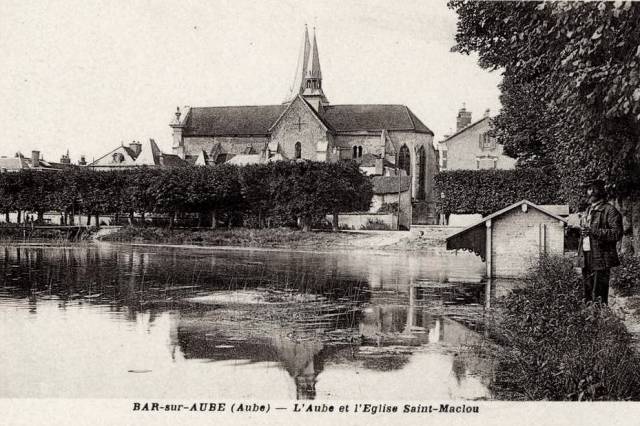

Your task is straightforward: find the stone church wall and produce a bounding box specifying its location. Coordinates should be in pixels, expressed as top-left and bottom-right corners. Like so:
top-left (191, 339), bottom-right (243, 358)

top-left (270, 98), bottom-right (332, 161)
top-left (334, 134), bottom-right (385, 160)
top-left (387, 131), bottom-right (435, 200)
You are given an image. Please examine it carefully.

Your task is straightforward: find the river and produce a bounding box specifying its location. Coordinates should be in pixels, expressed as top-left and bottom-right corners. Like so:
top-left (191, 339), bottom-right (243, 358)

top-left (0, 243), bottom-right (513, 400)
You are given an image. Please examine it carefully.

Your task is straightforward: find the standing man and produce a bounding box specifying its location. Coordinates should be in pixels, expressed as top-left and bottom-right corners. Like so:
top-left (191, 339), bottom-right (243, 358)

top-left (578, 179), bottom-right (623, 304)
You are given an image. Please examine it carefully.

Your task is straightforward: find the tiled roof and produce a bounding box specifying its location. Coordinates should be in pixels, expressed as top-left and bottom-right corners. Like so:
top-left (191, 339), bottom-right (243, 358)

top-left (441, 116), bottom-right (491, 143)
top-left (358, 153), bottom-right (394, 168)
top-left (183, 105), bottom-right (287, 136)
top-left (181, 103), bottom-right (433, 136)
top-left (159, 154), bottom-right (188, 167)
top-left (323, 105), bottom-right (433, 134)
top-left (226, 154), bottom-right (262, 166)
top-left (371, 176), bottom-right (411, 194)
top-left (0, 157), bottom-right (27, 170)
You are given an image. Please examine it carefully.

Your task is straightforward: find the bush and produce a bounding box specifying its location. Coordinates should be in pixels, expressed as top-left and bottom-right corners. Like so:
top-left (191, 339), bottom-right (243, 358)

top-left (611, 255), bottom-right (640, 296)
top-left (491, 255), bottom-right (640, 400)
top-left (360, 218), bottom-right (391, 230)
top-left (435, 168), bottom-right (563, 215)
top-left (377, 202), bottom-right (398, 214)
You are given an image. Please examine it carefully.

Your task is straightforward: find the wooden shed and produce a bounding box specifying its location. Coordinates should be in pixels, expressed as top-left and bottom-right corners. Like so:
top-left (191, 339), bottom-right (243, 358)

top-left (446, 200), bottom-right (567, 278)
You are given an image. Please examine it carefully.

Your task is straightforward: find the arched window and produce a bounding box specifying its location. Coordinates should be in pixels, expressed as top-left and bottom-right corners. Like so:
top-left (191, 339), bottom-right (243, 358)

top-left (358, 146), bottom-right (363, 158)
top-left (352, 146), bottom-right (358, 159)
top-left (295, 142), bottom-right (302, 159)
top-left (398, 144), bottom-right (411, 176)
top-left (417, 146), bottom-right (426, 200)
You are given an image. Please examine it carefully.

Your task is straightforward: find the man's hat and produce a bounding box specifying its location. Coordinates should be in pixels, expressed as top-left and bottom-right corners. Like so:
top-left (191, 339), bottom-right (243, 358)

top-left (584, 178), bottom-right (606, 192)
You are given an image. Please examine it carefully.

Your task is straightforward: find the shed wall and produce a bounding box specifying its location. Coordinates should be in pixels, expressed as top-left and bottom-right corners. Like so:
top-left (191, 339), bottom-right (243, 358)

top-left (491, 208), bottom-right (565, 277)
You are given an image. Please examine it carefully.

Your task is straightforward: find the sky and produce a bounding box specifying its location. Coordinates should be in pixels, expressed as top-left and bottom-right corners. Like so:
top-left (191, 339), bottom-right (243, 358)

top-left (0, 0), bottom-right (503, 163)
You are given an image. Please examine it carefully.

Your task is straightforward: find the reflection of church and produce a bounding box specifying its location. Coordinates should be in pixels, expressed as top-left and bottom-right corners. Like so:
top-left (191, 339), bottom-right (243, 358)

top-left (169, 26), bottom-right (438, 202)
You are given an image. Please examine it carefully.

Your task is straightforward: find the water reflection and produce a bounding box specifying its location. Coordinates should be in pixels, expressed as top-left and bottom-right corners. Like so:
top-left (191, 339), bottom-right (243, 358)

top-left (0, 243), bottom-right (506, 399)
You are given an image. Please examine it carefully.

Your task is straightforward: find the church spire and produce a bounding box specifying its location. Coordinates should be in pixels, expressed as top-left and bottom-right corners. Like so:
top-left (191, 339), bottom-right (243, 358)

top-left (305, 27), bottom-right (322, 80)
top-left (288, 25), bottom-right (311, 100)
top-left (301, 27), bottom-right (328, 107)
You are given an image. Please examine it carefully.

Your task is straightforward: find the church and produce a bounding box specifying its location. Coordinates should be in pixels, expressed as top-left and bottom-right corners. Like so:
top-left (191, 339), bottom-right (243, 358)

top-left (170, 26), bottom-right (438, 207)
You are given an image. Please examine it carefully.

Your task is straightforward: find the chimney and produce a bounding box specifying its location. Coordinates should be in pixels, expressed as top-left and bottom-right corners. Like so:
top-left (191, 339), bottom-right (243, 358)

top-left (129, 140), bottom-right (142, 157)
top-left (31, 150), bottom-right (40, 168)
top-left (456, 104), bottom-right (472, 131)
top-left (375, 158), bottom-right (384, 175)
top-left (79, 155), bottom-right (87, 166)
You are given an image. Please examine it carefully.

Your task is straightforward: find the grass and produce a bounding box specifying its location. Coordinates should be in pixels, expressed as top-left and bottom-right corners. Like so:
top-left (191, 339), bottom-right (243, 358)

top-left (99, 226), bottom-right (362, 249)
top-left (485, 255), bottom-right (640, 400)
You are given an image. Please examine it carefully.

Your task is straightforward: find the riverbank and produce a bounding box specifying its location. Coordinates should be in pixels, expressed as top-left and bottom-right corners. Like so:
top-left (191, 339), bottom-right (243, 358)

top-left (479, 256), bottom-right (640, 400)
top-left (98, 226), bottom-right (448, 251)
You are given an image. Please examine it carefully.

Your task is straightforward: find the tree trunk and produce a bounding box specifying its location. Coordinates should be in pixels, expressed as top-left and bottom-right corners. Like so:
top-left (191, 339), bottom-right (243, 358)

top-left (128, 211), bottom-right (134, 226)
top-left (37, 211), bottom-right (43, 223)
top-left (5, 211), bottom-right (9, 224)
top-left (301, 216), bottom-right (311, 232)
top-left (210, 211), bottom-right (217, 229)
top-left (632, 197), bottom-right (640, 257)
top-left (618, 197), bottom-right (634, 256)
top-left (332, 213), bottom-right (339, 232)
top-left (17, 210), bottom-right (21, 224)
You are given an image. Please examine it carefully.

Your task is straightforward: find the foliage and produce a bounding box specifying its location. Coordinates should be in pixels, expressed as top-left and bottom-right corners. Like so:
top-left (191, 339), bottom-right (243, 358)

top-left (611, 254), bottom-right (640, 296)
top-left (360, 218), bottom-right (391, 231)
top-left (491, 256), bottom-right (640, 400)
top-left (0, 161), bottom-right (373, 230)
top-left (448, 0), bottom-right (640, 216)
top-left (434, 168), bottom-right (563, 215)
top-left (377, 202), bottom-right (398, 214)
top-left (101, 226), bottom-right (355, 248)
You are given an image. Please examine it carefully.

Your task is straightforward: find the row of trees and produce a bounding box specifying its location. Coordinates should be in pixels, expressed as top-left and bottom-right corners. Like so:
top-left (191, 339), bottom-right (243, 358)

top-left (449, 0), bottom-right (640, 255)
top-left (0, 161), bottom-right (373, 231)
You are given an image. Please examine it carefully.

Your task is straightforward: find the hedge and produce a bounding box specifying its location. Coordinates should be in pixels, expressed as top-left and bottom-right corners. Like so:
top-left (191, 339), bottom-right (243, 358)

top-left (434, 168), bottom-right (564, 215)
top-left (0, 161), bottom-right (373, 229)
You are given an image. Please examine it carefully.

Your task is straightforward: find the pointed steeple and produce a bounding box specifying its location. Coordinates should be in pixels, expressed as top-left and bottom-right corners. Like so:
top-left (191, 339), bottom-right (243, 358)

top-left (301, 27), bottom-right (328, 108)
top-left (305, 28), bottom-right (322, 80)
top-left (287, 25), bottom-right (311, 100)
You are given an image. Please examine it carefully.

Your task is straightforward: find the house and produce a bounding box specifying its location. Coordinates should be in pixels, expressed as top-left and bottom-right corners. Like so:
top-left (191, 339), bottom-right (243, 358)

top-left (0, 151), bottom-right (76, 172)
top-left (87, 139), bottom-right (186, 170)
top-left (438, 105), bottom-right (516, 171)
top-left (169, 26), bottom-right (439, 210)
top-left (446, 200), bottom-right (567, 278)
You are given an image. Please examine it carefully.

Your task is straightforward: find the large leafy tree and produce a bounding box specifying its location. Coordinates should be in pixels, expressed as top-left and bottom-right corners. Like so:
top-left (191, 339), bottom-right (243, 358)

top-left (449, 0), bottom-right (640, 253)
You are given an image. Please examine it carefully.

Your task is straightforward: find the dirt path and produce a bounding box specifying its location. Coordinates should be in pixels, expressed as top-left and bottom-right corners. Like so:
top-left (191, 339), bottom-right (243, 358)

top-left (341, 230), bottom-right (413, 248)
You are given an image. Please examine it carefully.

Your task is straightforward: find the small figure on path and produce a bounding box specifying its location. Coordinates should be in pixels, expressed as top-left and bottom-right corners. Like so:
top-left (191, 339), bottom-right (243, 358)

top-left (578, 179), bottom-right (623, 304)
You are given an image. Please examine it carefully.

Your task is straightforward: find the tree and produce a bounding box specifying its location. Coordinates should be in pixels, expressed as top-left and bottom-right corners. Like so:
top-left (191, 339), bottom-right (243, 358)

top-left (449, 0), bottom-right (640, 254)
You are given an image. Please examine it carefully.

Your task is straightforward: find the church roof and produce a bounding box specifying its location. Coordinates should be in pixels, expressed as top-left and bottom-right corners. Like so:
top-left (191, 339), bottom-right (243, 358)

top-left (182, 104), bottom-right (433, 136)
top-left (323, 105), bottom-right (433, 134)
top-left (183, 105), bottom-right (286, 136)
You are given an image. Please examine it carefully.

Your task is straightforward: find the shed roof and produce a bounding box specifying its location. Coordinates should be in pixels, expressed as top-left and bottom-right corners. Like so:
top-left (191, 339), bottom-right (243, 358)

top-left (447, 200), bottom-right (568, 241)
